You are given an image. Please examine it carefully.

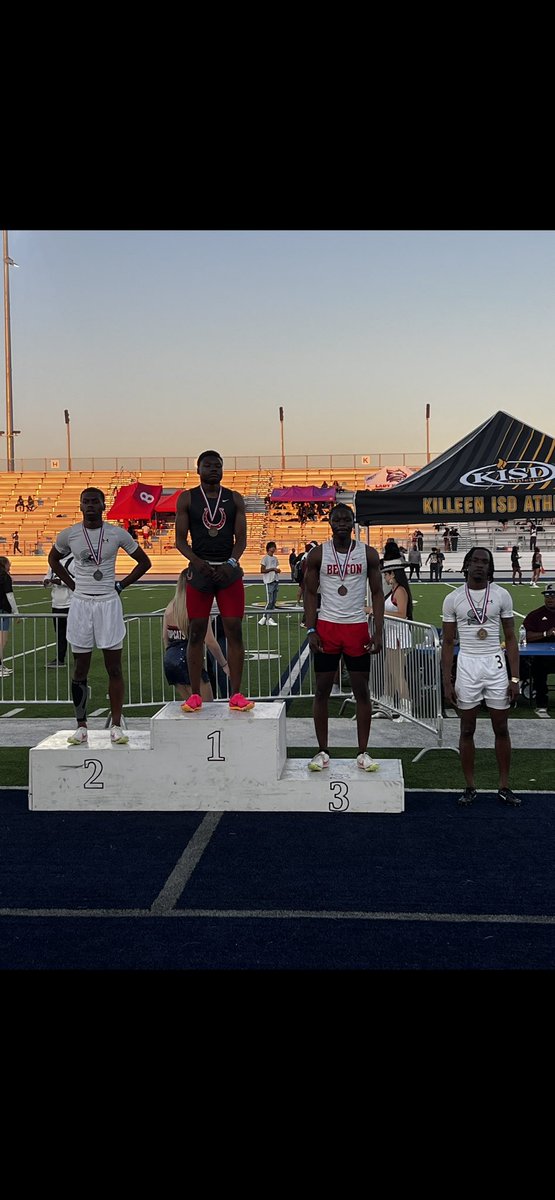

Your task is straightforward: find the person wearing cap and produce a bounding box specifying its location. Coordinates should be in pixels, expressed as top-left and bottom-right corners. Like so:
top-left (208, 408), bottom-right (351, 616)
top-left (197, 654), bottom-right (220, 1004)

top-left (522, 583), bottom-right (555, 717)
top-left (303, 503), bottom-right (384, 773)
top-left (441, 546), bottom-right (522, 808)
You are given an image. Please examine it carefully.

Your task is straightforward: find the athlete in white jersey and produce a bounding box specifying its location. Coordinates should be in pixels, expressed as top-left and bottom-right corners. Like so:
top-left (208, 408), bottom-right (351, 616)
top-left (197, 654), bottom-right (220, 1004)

top-left (49, 487), bottom-right (151, 746)
top-left (304, 503), bottom-right (384, 773)
top-left (441, 546), bottom-right (521, 808)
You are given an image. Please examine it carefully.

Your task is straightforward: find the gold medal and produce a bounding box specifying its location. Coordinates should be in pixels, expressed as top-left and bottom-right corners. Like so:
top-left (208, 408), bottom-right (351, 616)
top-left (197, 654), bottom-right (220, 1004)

top-left (338, 585), bottom-right (348, 596)
top-left (208, 528), bottom-right (219, 537)
top-left (477, 627), bottom-right (488, 640)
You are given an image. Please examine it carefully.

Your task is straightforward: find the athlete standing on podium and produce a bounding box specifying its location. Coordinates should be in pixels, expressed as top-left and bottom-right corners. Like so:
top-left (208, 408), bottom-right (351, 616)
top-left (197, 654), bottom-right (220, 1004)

top-left (303, 503), bottom-right (384, 772)
top-left (49, 487), bottom-right (151, 746)
top-left (175, 450), bottom-right (254, 712)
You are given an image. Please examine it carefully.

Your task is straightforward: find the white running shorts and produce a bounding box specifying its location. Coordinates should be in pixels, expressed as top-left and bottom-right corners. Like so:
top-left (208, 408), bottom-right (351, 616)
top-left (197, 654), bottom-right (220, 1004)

top-left (455, 651), bottom-right (510, 711)
top-left (67, 593), bottom-right (126, 652)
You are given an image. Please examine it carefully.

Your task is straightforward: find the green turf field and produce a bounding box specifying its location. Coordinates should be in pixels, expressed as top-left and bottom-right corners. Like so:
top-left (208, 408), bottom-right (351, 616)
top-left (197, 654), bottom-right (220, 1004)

top-left (0, 577), bottom-right (546, 720)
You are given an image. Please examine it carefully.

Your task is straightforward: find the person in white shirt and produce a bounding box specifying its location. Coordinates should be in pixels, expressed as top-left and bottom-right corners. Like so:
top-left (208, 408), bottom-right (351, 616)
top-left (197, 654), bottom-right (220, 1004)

top-left (259, 540), bottom-right (280, 626)
top-left (43, 552), bottom-right (76, 667)
top-left (48, 487), bottom-right (151, 746)
top-left (441, 546), bottom-right (521, 808)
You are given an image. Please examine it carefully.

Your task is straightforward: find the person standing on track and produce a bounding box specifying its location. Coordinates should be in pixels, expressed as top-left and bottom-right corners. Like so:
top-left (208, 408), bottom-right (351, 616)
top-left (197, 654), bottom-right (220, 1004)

top-left (441, 546), bottom-right (521, 808)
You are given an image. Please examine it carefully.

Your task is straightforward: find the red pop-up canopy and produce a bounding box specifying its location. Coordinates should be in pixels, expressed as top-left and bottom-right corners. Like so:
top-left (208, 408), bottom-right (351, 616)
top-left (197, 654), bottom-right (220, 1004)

top-left (107, 481), bottom-right (163, 520)
top-left (155, 489), bottom-right (184, 512)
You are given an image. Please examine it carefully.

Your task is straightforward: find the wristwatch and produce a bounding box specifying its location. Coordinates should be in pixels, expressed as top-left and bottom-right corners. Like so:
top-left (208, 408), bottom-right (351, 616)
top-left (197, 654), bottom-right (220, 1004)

top-left (510, 677), bottom-right (520, 684)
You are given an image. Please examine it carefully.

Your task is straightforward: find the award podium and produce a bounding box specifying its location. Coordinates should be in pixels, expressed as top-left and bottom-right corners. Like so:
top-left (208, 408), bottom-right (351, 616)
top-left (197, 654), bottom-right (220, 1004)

top-left (29, 702), bottom-right (404, 813)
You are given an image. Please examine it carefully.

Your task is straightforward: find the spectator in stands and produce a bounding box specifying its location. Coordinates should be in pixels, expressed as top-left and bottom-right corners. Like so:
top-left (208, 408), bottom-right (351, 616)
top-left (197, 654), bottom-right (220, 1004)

top-left (12, 531), bottom-right (22, 555)
top-left (449, 527), bottom-right (459, 550)
top-left (43, 552), bottom-right (76, 667)
top-left (303, 503), bottom-right (384, 772)
top-left (175, 448), bottom-right (254, 712)
top-left (26, 495), bottom-right (35, 512)
top-left (529, 520), bottom-right (538, 551)
top-left (259, 541), bottom-right (280, 626)
top-left (0, 556), bottom-right (20, 675)
top-left (413, 529), bottom-right (424, 551)
top-left (14, 495), bottom-right (25, 512)
top-left (407, 542), bottom-right (422, 580)
top-left (522, 583), bottom-right (555, 717)
top-left (511, 544), bottom-right (522, 584)
top-left (442, 526), bottom-right (451, 551)
top-left (162, 570), bottom-right (230, 703)
top-left (141, 521), bottom-right (152, 549)
top-left (48, 487), bottom-right (151, 745)
top-left (441, 546), bottom-right (521, 808)
top-left (531, 545), bottom-right (543, 587)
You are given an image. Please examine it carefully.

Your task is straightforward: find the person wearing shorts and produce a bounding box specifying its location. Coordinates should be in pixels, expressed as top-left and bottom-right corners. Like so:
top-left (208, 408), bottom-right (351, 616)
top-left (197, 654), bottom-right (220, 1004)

top-left (441, 546), bottom-right (521, 808)
top-left (303, 503), bottom-right (384, 772)
top-left (175, 450), bottom-right (253, 712)
top-left (48, 487), bottom-right (151, 746)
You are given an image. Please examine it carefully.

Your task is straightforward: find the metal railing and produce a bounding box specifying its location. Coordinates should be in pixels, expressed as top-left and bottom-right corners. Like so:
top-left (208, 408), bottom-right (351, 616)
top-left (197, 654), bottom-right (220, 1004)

top-left (0, 610), bottom-right (443, 729)
top-left (6, 452), bottom-right (438, 474)
top-left (0, 607), bottom-right (320, 707)
top-left (339, 617), bottom-right (444, 746)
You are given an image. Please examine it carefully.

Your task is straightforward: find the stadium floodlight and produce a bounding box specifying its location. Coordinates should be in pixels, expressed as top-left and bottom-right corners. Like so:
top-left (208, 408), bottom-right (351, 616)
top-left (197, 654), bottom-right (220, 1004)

top-left (3, 230), bottom-right (18, 471)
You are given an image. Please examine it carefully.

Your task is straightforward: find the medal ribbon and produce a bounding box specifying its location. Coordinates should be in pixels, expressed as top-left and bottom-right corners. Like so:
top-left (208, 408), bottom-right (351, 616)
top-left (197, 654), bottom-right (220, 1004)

top-left (82, 523), bottom-right (104, 566)
top-left (331, 540), bottom-right (354, 584)
top-left (465, 582), bottom-right (490, 626)
top-left (200, 485), bottom-right (222, 527)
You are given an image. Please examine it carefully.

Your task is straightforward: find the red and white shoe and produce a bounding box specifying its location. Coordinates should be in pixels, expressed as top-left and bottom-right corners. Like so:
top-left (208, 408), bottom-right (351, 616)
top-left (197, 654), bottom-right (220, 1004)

top-left (229, 692), bottom-right (255, 711)
top-left (181, 694), bottom-right (202, 713)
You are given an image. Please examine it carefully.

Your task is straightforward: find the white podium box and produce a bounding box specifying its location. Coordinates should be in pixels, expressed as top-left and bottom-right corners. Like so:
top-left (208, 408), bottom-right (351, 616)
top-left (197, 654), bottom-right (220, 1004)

top-left (28, 701), bottom-right (404, 813)
top-left (150, 701), bottom-right (288, 783)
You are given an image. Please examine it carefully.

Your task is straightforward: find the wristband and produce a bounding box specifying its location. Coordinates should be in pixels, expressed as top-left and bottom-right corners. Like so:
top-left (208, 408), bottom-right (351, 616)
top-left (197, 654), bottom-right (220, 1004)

top-left (510, 677), bottom-right (520, 684)
top-left (115, 581), bottom-right (124, 594)
top-left (227, 557), bottom-right (238, 567)
top-left (306, 627), bottom-right (317, 634)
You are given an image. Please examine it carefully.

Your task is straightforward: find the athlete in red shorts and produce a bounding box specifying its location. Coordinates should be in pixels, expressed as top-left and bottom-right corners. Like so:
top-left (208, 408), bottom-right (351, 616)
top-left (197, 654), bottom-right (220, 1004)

top-left (175, 450), bottom-right (254, 712)
top-left (303, 503), bottom-right (384, 771)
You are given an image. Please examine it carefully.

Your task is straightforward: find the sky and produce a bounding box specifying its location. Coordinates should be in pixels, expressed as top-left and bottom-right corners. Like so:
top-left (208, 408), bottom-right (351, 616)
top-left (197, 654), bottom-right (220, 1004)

top-left (3, 229), bottom-right (555, 466)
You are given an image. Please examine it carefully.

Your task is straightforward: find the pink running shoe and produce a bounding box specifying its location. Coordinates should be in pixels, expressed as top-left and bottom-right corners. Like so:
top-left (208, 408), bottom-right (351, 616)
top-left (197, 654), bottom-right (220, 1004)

top-left (181, 693), bottom-right (202, 713)
top-left (229, 692), bottom-right (255, 711)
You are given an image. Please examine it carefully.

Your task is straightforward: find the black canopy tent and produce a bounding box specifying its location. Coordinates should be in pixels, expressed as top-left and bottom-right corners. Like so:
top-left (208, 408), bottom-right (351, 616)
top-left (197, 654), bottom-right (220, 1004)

top-left (355, 411), bottom-right (555, 527)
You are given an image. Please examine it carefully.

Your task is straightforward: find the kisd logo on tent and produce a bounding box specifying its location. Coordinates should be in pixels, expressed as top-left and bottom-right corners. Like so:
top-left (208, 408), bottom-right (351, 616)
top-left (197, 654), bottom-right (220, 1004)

top-left (460, 462), bottom-right (555, 487)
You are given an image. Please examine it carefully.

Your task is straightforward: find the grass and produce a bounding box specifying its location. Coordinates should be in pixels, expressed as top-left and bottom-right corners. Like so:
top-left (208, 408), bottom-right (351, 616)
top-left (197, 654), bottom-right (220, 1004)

top-left (3, 745), bottom-right (553, 792)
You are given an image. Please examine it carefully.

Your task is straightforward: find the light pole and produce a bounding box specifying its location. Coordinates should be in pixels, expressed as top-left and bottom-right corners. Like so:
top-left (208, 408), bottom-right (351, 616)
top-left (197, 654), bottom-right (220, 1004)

top-left (64, 408), bottom-right (72, 470)
top-left (3, 230), bottom-right (18, 472)
top-left (279, 406), bottom-right (285, 469)
top-left (426, 403), bottom-right (431, 463)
